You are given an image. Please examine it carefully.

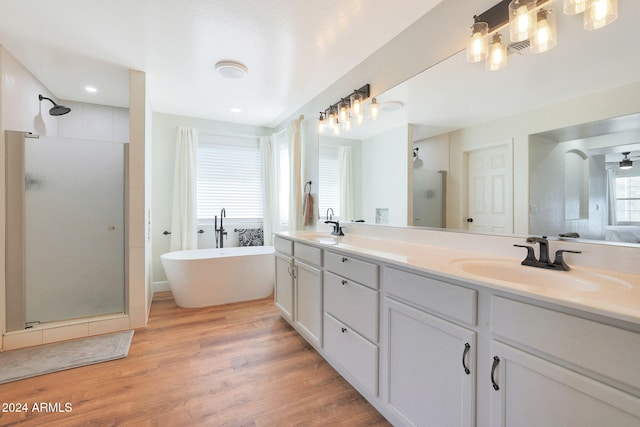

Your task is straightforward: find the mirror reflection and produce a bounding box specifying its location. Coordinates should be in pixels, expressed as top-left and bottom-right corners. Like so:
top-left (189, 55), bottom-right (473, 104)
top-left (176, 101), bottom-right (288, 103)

top-left (318, 2), bottom-right (640, 245)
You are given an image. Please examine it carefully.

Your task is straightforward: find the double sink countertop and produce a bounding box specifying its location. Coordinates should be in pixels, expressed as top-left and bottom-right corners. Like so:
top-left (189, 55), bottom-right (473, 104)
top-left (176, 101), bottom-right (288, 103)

top-left (276, 231), bottom-right (640, 327)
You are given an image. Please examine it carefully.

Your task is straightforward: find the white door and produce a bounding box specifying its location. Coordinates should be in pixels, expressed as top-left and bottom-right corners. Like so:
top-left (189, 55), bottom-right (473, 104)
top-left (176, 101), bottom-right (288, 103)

top-left (383, 297), bottom-right (476, 427)
top-left (466, 143), bottom-right (513, 233)
top-left (274, 253), bottom-right (294, 321)
top-left (490, 341), bottom-right (640, 427)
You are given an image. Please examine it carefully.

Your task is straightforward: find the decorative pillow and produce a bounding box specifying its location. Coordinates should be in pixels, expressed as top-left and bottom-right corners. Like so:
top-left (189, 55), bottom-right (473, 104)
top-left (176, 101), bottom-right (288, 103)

top-left (237, 228), bottom-right (264, 246)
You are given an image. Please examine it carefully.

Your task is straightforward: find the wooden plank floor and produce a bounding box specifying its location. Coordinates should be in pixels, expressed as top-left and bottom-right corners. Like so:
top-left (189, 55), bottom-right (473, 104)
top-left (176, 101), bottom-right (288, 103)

top-left (0, 292), bottom-right (390, 426)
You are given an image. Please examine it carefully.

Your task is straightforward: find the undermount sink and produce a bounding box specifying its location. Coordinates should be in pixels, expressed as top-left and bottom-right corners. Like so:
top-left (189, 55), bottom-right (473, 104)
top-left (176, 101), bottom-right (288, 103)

top-left (449, 258), bottom-right (632, 293)
top-left (293, 232), bottom-right (338, 245)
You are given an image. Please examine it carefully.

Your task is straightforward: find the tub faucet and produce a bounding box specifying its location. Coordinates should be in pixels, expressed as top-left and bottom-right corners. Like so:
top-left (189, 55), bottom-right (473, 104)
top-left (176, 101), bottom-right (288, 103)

top-left (514, 236), bottom-right (581, 271)
top-left (216, 208), bottom-right (227, 248)
top-left (326, 208), bottom-right (335, 221)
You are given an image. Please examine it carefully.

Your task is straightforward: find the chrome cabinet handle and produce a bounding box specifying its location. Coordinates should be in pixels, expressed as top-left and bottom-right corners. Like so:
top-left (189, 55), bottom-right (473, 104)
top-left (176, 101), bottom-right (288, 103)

top-left (292, 265), bottom-right (298, 279)
top-left (462, 343), bottom-right (471, 375)
top-left (491, 356), bottom-right (500, 390)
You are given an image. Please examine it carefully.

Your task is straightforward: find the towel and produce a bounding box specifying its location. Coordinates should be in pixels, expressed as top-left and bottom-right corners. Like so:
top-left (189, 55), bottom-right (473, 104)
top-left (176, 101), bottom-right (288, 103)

top-left (303, 192), bottom-right (314, 227)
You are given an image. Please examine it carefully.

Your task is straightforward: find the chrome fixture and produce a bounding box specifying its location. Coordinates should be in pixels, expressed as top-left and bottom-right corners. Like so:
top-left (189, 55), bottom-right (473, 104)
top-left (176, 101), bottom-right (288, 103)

top-left (514, 236), bottom-right (581, 271)
top-left (324, 220), bottom-right (344, 236)
top-left (326, 208), bottom-right (335, 221)
top-left (619, 152), bottom-right (633, 170)
top-left (215, 208), bottom-right (227, 248)
top-left (466, 0), bottom-right (617, 71)
top-left (317, 84), bottom-right (372, 135)
top-left (38, 94), bottom-right (71, 116)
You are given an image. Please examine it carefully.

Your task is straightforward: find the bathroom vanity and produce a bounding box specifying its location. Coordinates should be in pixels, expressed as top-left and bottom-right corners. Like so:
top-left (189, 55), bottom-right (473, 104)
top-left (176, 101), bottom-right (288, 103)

top-left (273, 225), bottom-right (640, 427)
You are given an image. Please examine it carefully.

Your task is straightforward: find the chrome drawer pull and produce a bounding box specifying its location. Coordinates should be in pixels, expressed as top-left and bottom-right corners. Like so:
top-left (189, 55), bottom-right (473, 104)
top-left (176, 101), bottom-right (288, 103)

top-left (462, 343), bottom-right (471, 375)
top-left (491, 356), bottom-right (500, 390)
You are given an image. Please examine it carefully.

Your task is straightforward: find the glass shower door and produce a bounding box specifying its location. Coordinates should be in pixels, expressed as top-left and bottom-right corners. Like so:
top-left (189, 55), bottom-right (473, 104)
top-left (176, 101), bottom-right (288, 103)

top-left (24, 137), bottom-right (125, 325)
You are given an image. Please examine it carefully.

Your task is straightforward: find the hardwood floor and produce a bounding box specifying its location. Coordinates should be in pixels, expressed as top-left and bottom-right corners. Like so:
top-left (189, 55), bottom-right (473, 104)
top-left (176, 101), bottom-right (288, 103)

top-left (1, 292), bottom-right (390, 426)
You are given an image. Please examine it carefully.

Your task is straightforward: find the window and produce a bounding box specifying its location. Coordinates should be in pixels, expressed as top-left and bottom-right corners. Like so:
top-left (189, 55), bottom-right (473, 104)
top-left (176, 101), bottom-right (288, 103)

top-left (196, 136), bottom-right (262, 220)
top-left (319, 148), bottom-right (340, 219)
top-left (616, 176), bottom-right (640, 223)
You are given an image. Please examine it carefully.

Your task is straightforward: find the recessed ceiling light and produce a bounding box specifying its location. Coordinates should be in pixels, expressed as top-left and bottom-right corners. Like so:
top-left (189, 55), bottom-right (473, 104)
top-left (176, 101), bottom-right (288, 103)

top-left (85, 86), bottom-right (97, 93)
top-left (230, 107), bottom-right (242, 113)
top-left (215, 61), bottom-right (248, 79)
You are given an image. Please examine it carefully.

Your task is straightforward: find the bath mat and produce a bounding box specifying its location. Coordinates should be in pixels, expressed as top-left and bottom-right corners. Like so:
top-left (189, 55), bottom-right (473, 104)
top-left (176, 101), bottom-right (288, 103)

top-left (0, 330), bottom-right (134, 384)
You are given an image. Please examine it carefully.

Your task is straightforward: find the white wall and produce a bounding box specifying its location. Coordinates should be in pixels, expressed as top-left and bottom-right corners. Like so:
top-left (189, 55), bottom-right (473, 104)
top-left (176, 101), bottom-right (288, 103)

top-left (151, 112), bottom-right (273, 286)
top-left (361, 125), bottom-right (409, 225)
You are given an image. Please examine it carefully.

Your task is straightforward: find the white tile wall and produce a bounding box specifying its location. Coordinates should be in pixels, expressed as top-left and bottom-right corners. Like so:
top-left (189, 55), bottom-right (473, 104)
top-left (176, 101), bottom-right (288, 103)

top-left (57, 101), bottom-right (129, 143)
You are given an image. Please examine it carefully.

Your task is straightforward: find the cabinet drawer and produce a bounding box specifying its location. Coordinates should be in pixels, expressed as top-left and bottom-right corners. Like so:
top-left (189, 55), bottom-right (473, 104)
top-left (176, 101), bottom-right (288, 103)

top-left (294, 242), bottom-right (322, 267)
top-left (384, 267), bottom-right (477, 326)
top-left (324, 251), bottom-right (379, 289)
top-left (274, 236), bottom-right (293, 256)
top-left (325, 271), bottom-right (378, 342)
top-left (324, 313), bottom-right (378, 397)
top-left (492, 296), bottom-right (640, 392)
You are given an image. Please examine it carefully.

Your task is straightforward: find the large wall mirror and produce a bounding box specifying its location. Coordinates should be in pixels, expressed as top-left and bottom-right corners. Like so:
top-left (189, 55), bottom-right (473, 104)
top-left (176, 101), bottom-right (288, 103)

top-left (318, 2), bottom-right (640, 246)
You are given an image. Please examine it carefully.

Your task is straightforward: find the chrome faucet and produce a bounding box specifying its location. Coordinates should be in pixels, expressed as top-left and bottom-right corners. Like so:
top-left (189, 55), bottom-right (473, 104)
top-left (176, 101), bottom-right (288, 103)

top-left (324, 220), bottom-right (344, 236)
top-left (326, 208), bottom-right (335, 221)
top-left (514, 236), bottom-right (581, 271)
top-left (215, 208), bottom-right (227, 248)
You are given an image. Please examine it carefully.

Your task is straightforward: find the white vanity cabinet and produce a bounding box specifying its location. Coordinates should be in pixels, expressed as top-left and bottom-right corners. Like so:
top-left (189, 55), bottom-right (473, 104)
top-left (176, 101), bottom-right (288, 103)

top-left (489, 296), bottom-right (640, 427)
top-left (323, 250), bottom-right (380, 397)
top-left (274, 237), bottom-right (294, 322)
top-left (382, 267), bottom-right (477, 427)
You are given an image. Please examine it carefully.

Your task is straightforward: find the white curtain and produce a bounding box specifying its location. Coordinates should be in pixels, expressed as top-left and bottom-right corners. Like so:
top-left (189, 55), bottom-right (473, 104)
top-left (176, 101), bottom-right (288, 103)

top-left (170, 127), bottom-right (199, 251)
top-left (288, 118), bottom-right (303, 232)
top-left (338, 146), bottom-right (353, 221)
top-left (606, 168), bottom-right (618, 226)
top-left (260, 135), bottom-right (278, 245)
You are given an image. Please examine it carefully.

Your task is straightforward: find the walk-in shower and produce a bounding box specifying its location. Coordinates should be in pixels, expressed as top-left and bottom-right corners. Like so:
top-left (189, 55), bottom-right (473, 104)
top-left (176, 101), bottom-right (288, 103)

top-left (5, 130), bottom-right (126, 331)
top-left (38, 94), bottom-right (71, 116)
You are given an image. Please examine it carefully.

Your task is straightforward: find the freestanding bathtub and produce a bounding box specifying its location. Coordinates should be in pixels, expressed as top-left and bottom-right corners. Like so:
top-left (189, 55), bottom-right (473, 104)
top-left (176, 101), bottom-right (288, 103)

top-left (160, 246), bottom-right (275, 308)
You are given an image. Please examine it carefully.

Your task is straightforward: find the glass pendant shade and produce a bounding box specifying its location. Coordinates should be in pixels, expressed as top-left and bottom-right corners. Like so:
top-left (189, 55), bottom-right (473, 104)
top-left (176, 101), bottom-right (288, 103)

top-left (563, 0), bottom-right (587, 14)
top-left (531, 9), bottom-right (557, 53)
top-left (339, 99), bottom-right (350, 122)
top-left (342, 116), bottom-right (352, 131)
top-left (509, 0), bottom-right (537, 42)
top-left (368, 98), bottom-right (381, 121)
top-left (355, 111), bottom-right (365, 126)
top-left (318, 113), bottom-right (325, 133)
top-left (467, 21), bottom-right (489, 63)
top-left (584, 0), bottom-right (617, 30)
top-left (486, 33), bottom-right (507, 71)
top-left (350, 92), bottom-right (364, 117)
top-left (328, 108), bottom-right (337, 129)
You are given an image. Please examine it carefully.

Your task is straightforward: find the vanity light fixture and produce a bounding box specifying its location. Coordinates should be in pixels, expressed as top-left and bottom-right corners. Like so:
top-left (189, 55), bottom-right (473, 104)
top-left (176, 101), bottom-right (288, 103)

top-left (317, 84), bottom-right (371, 134)
top-left (368, 98), bottom-right (381, 121)
top-left (619, 152), bottom-right (633, 170)
top-left (467, 0), bottom-right (617, 70)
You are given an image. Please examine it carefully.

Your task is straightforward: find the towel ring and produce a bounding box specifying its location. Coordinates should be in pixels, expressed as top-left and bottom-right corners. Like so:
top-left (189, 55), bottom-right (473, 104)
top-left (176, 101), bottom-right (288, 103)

top-left (304, 180), bottom-right (312, 194)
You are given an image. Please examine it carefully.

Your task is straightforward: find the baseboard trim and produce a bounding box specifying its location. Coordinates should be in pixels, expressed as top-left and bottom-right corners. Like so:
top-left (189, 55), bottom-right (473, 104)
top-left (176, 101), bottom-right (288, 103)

top-left (152, 281), bottom-right (170, 293)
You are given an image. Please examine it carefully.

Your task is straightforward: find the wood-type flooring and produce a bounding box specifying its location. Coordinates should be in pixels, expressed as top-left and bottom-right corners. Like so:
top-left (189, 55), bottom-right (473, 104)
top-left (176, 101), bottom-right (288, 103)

top-left (0, 292), bottom-right (389, 426)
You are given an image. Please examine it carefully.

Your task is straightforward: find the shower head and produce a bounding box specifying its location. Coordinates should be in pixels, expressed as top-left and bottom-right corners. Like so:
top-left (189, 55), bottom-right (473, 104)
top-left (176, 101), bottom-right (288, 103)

top-left (38, 94), bottom-right (71, 116)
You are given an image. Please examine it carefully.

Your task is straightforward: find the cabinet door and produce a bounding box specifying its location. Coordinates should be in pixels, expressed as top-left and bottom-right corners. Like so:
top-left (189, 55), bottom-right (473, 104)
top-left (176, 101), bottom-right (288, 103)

top-left (383, 297), bottom-right (476, 427)
top-left (490, 341), bottom-right (640, 427)
top-left (294, 260), bottom-right (322, 347)
top-left (274, 253), bottom-right (293, 322)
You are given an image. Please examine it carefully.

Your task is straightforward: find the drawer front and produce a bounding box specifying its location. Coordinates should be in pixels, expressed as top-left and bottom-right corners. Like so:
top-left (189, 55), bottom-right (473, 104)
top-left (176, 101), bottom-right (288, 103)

top-left (384, 267), bottom-right (477, 326)
top-left (294, 242), bottom-right (322, 267)
top-left (274, 236), bottom-right (293, 256)
top-left (324, 313), bottom-right (378, 397)
top-left (491, 296), bottom-right (640, 392)
top-left (324, 251), bottom-right (379, 289)
top-left (324, 271), bottom-right (378, 342)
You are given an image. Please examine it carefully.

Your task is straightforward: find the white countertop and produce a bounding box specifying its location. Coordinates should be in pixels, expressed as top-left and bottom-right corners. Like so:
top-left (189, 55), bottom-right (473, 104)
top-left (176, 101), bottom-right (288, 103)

top-left (276, 231), bottom-right (640, 326)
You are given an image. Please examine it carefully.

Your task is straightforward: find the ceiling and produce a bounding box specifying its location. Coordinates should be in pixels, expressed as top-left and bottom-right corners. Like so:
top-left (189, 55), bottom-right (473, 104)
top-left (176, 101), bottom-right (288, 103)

top-left (333, 1), bottom-right (640, 141)
top-left (0, 0), bottom-right (443, 128)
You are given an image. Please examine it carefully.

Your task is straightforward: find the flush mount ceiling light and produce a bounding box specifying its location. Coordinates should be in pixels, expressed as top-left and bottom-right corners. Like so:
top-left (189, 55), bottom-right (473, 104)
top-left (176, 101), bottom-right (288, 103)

top-left (619, 152), bottom-right (633, 170)
top-left (317, 84), bottom-right (371, 135)
top-left (466, 0), bottom-right (618, 71)
top-left (215, 60), bottom-right (248, 79)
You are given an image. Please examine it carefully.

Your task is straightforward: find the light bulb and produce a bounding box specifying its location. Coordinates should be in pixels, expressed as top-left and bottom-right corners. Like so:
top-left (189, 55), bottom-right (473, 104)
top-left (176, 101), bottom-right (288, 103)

top-left (368, 98), bottom-right (380, 121)
top-left (486, 33), bottom-right (507, 71)
top-left (531, 9), bottom-right (557, 54)
top-left (584, 0), bottom-right (617, 30)
top-left (563, 0), bottom-right (587, 14)
top-left (467, 21), bottom-right (489, 63)
top-left (350, 92), bottom-right (364, 117)
top-left (509, 0), bottom-right (536, 42)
